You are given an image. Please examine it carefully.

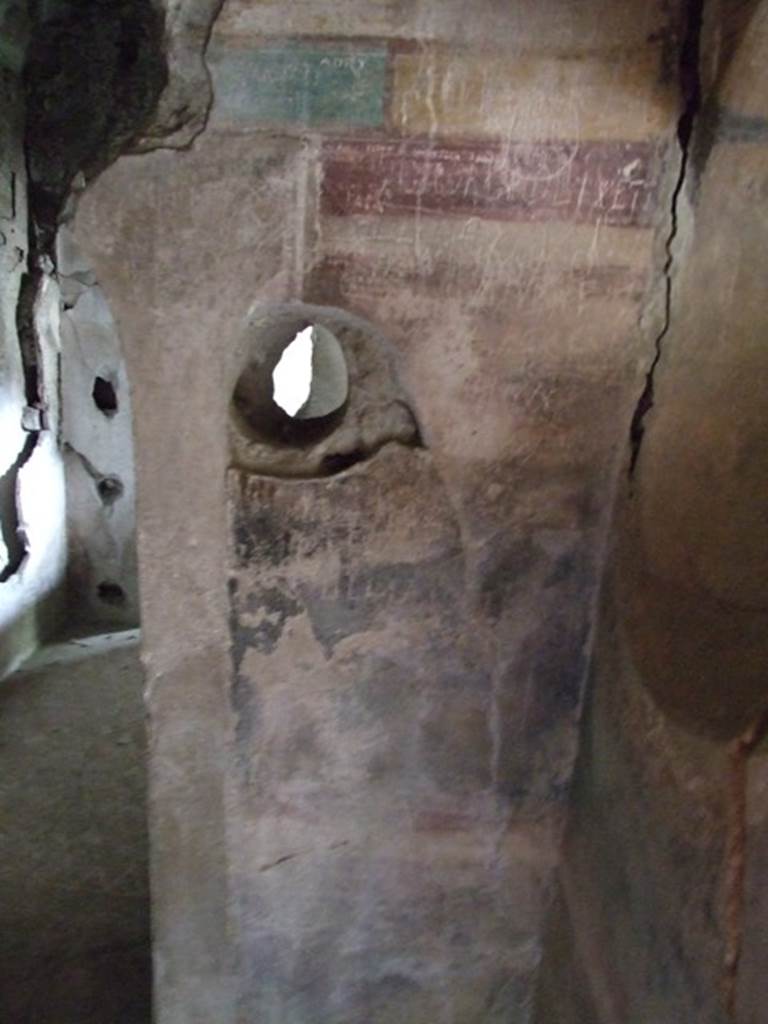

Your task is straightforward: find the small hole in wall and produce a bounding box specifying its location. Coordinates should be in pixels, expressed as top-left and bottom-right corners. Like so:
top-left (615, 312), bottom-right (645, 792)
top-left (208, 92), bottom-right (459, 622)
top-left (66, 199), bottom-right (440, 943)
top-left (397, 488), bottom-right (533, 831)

top-left (272, 324), bottom-right (348, 421)
top-left (272, 326), bottom-right (314, 416)
top-left (233, 322), bottom-right (349, 446)
top-left (97, 475), bottom-right (123, 505)
top-left (93, 376), bottom-right (118, 417)
top-left (97, 581), bottom-right (126, 606)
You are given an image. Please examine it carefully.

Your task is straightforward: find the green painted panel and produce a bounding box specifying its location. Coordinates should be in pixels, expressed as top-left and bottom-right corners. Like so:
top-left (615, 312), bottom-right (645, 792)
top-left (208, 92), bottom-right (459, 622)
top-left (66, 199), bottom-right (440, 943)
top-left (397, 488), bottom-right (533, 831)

top-left (210, 45), bottom-right (388, 128)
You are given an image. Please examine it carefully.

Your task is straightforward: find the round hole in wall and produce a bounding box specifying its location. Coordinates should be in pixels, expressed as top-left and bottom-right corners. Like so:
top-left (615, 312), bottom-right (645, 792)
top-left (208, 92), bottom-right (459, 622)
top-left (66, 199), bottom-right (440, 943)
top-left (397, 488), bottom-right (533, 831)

top-left (97, 580), bottom-right (126, 606)
top-left (97, 474), bottom-right (123, 505)
top-left (92, 375), bottom-right (118, 416)
top-left (232, 322), bottom-right (349, 446)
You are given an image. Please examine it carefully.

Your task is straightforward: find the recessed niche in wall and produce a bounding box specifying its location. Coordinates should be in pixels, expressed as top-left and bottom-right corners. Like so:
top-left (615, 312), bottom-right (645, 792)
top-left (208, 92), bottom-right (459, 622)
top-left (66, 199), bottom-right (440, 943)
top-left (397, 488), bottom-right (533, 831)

top-left (92, 375), bottom-right (118, 416)
top-left (229, 302), bottom-right (422, 478)
top-left (97, 474), bottom-right (124, 505)
top-left (233, 321), bottom-right (349, 447)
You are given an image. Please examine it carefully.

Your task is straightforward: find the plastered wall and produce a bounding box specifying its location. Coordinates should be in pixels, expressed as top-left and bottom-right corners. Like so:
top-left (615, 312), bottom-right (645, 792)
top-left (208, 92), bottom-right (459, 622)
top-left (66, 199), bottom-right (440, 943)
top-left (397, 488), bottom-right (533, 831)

top-left (72, 1), bottom-right (695, 1020)
top-left (535, 3), bottom-right (768, 1021)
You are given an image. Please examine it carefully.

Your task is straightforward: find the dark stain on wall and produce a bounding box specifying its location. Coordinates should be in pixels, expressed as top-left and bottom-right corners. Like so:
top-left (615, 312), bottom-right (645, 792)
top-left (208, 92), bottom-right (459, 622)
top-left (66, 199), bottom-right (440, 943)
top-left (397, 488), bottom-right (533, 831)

top-left (300, 552), bottom-right (465, 658)
top-left (233, 506), bottom-right (300, 568)
top-left (241, 584), bottom-right (303, 655)
top-left (478, 537), bottom-right (541, 620)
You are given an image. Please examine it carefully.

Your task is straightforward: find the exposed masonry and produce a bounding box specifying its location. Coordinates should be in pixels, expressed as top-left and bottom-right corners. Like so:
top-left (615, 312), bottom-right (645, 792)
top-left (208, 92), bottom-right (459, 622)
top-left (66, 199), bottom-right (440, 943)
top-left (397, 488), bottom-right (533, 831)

top-left (1, 0), bottom-right (220, 587)
top-left (135, 0), bottom-right (225, 152)
top-left (2, 0), bottom-right (192, 590)
top-left (628, 0), bottom-right (706, 478)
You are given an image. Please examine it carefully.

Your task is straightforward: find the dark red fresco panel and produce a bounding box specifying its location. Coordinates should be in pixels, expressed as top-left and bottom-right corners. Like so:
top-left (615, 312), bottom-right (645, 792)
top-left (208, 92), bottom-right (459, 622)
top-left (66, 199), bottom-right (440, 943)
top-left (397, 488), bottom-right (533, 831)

top-left (321, 138), bottom-right (663, 227)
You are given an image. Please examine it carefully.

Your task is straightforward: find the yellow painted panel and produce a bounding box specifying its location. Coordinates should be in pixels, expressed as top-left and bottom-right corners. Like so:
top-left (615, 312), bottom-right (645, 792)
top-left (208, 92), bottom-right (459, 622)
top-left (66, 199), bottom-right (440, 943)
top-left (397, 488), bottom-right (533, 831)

top-left (392, 49), bottom-right (675, 141)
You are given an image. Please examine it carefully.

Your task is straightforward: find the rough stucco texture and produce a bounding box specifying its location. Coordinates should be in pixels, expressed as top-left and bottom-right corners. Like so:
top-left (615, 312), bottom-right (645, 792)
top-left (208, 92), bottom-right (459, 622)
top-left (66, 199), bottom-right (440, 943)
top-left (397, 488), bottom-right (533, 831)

top-left (618, 42), bottom-right (768, 739)
top-left (72, 0), bottom-right (691, 1019)
top-left (57, 225), bottom-right (139, 632)
top-left (534, 575), bottom-right (732, 1024)
top-left (534, 5), bottom-right (768, 1022)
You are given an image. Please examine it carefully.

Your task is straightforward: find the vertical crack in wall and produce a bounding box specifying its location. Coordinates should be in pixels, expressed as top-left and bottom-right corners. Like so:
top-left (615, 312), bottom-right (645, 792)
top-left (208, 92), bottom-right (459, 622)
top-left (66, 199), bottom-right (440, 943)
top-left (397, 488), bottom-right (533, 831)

top-left (2, 0), bottom-right (171, 587)
top-left (628, 0), bottom-right (706, 477)
top-left (723, 709), bottom-right (768, 1018)
top-left (16, 264), bottom-right (44, 409)
top-left (0, 237), bottom-right (45, 584)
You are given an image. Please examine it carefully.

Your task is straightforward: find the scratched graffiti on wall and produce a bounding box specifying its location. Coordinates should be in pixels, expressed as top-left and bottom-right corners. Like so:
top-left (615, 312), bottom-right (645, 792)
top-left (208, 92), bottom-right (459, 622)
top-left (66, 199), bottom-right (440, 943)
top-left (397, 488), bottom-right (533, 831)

top-left (321, 138), bottom-right (663, 227)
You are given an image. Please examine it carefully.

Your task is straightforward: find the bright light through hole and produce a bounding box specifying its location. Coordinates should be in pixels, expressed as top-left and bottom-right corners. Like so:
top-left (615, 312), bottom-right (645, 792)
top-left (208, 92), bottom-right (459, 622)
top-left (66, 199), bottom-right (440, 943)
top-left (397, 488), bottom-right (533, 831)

top-left (272, 326), bottom-right (314, 417)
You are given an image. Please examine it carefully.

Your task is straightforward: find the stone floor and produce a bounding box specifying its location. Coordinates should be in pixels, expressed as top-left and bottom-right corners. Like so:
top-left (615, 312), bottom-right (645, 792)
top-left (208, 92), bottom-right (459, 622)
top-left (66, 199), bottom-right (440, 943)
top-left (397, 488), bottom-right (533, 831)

top-left (0, 630), bottom-right (151, 1023)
